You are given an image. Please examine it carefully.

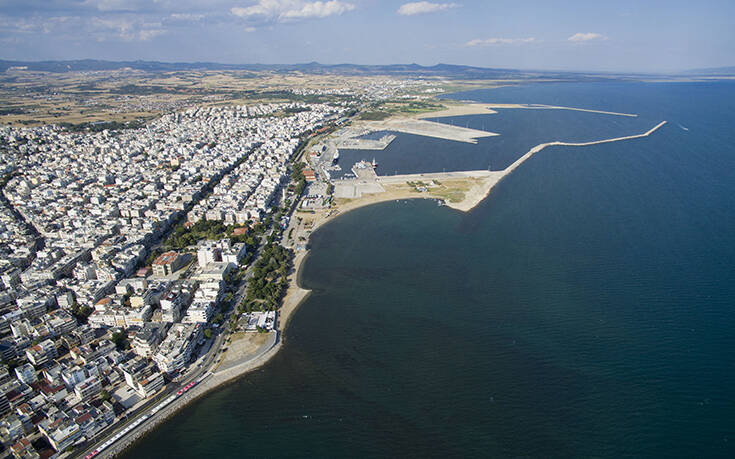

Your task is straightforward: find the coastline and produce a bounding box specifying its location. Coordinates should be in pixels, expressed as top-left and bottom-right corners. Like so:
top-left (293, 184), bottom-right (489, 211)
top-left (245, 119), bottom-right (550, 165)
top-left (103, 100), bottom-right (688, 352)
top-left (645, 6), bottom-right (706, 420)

top-left (103, 113), bottom-right (667, 457)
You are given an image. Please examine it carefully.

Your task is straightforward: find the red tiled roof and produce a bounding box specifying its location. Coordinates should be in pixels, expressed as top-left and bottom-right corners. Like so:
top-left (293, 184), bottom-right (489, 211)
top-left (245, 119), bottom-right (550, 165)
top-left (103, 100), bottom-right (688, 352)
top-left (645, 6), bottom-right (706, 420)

top-left (96, 297), bottom-right (111, 306)
top-left (153, 251), bottom-right (179, 265)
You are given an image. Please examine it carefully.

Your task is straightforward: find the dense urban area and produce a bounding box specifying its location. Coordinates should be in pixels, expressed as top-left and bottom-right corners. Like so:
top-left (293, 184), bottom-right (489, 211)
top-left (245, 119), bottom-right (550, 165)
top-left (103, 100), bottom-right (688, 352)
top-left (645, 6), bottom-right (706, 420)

top-left (0, 76), bottom-right (440, 459)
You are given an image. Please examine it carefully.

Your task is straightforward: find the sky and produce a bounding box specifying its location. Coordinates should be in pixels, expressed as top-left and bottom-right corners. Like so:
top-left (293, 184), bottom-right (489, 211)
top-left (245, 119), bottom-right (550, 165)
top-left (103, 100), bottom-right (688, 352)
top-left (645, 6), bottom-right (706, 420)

top-left (0, 0), bottom-right (733, 72)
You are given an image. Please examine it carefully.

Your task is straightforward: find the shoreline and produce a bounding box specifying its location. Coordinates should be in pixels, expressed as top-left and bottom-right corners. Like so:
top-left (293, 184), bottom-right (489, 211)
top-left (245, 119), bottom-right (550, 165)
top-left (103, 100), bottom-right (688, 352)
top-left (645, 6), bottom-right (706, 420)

top-left (102, 114), bottom-right (668, 458)
top-left (323, 119), bottom-right (667, 217)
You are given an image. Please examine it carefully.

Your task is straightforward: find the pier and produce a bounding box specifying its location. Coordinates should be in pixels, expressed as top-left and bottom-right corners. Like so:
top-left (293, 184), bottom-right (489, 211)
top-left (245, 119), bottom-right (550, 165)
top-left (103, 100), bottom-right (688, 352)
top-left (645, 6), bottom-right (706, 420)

top-left (345, 120), bottom-right (669, 212)
top-left (337, 134), bottom-right (397, 150)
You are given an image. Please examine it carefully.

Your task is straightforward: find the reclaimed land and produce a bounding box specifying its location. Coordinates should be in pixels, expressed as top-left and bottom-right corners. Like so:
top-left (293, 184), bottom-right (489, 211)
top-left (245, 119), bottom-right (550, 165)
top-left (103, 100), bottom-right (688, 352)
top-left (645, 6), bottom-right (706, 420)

top-left (356, 118), bottom-right (498, 143)
top-left (331, 120), bottom-right (667, 212)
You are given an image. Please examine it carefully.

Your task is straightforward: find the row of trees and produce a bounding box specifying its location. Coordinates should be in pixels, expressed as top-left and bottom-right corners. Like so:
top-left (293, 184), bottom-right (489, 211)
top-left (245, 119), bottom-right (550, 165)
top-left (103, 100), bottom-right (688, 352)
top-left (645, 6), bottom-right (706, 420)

top-left (59, 119), bottom-right (147, 133)
top-left (243, 243), bottom-right (293, 312)
top-left (163, 219), bottom-right (257, 251)
top-left (290, 162), bottom-right (308, 197)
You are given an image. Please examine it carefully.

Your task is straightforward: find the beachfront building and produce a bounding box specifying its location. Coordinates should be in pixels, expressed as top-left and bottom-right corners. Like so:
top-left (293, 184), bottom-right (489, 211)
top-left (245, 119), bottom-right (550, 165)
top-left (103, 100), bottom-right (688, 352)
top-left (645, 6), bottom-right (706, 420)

top-left (131, 324), bottom-right (165, 358)
top-left (152, 323), bottom-right (202, 374)
top-left (38, 414), bottom-right (81, 453)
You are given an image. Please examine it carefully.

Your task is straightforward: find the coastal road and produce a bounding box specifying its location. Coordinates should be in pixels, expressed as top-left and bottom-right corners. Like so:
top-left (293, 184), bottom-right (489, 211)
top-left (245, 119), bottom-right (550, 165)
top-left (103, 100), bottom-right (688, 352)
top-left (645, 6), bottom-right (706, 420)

top-left (76, 186), bottom-right (297, 458)
top-left (74, 328), bottom-right (226, 459)
top-left (75, 238), bottom-right (268, 458)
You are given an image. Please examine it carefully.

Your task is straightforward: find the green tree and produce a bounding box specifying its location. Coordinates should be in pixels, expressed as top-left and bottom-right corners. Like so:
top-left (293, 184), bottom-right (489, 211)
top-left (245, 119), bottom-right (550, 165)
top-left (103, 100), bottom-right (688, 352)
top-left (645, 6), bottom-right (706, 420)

top-left (110, 330), bottom-right (129, 350)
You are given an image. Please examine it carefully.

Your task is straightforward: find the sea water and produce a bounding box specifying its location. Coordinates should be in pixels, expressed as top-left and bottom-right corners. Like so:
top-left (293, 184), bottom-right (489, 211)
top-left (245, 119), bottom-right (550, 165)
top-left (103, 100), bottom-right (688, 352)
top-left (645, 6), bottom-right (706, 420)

top-left (125, 81), bottom-right (735, 458)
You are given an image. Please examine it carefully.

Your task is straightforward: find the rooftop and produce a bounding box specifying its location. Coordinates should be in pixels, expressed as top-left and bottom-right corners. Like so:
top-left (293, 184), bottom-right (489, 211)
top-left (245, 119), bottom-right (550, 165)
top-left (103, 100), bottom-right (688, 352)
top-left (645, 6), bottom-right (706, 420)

top-left (153, 251), bottom-right (179, 266)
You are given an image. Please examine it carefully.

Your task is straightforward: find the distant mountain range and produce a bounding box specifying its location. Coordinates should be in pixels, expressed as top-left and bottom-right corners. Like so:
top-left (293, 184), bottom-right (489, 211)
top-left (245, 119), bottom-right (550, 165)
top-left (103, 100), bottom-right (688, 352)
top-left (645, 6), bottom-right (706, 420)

top-left (0, 59), bottom-right (604, 80)
top-left (1, 59), bottom-right (732, 78)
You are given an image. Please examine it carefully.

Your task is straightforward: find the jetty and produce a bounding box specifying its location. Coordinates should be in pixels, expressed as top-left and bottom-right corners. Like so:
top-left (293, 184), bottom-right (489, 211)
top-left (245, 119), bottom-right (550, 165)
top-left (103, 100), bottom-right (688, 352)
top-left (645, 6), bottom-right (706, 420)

top-left (350, 120), bottom-right (669, 212)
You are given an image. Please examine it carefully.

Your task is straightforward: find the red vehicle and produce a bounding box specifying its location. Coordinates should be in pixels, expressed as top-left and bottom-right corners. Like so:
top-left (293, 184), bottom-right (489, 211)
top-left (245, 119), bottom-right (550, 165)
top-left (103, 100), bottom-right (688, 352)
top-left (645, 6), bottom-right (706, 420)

top-left (85, 451), bottom-right (99, 459)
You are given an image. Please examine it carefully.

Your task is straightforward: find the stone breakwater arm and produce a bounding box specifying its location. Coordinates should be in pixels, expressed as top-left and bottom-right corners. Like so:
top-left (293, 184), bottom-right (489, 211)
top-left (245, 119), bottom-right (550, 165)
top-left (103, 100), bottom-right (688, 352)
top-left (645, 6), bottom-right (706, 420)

top-left (528, 104), bottom-right (639, 118)
top-left (481, 120), bottom-right (667, 208)
top-left (506, 121), bottom-right (667, 173)
top-left (365, 121), bottom-right (667, 214)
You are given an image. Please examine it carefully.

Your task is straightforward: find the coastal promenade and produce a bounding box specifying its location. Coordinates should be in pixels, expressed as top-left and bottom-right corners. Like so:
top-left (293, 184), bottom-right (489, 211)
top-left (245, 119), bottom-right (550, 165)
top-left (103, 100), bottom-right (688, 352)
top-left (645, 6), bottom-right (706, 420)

top-left (93, 332), bottom-right (280, 458)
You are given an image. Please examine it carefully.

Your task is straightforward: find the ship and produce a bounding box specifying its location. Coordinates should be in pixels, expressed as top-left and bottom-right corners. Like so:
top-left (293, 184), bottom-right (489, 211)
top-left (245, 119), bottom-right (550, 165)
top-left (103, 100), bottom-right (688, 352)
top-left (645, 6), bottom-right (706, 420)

top-left (333, 150), bottom-right (339, 163)
top-left (371, 157), bottom-right (378, 168)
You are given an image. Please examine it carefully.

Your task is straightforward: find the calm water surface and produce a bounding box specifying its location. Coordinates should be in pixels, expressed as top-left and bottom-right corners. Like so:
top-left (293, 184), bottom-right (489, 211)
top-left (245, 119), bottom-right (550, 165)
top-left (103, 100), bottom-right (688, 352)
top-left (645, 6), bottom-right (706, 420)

top-left (125, 82), bottom-right (735, 458)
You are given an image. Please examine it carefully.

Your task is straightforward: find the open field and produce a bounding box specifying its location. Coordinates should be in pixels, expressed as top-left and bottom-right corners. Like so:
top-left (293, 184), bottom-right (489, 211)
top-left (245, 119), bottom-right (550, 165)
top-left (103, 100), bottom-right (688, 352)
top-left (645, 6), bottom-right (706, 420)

top-left (416, 103), bottom-right (499, 118)
top-left (219, 332), bottom-right (270, 367)
top-left (0, 64), bottom-right (585, 128)
top-left (356, 118), bottom-right (498, 143)
top-left (0, 68), bottom-right (517, 127)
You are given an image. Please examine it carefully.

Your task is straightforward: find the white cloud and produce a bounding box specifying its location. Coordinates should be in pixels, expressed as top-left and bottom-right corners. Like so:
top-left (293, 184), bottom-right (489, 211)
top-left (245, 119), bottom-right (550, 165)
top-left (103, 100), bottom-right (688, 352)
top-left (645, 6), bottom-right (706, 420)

top-left (231, 0), bottom-right (355, 22)
top-left (83, 0), bottom-right (149, 12)
top-left (465, 37), bottom-right (536, 47)
top-left (397, 2), bottom-right (459, 16)
top-left (169, 13), bottom-right (205, 21)
top-left (91, 17), bottom-right (166, 41)
top-left (568, 32), bottom-right (605, 42)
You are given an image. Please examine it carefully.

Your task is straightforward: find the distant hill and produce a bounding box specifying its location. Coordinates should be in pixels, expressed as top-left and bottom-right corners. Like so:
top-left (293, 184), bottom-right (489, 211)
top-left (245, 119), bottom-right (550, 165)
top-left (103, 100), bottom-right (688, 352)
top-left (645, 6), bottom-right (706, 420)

top-left (0, 59), bottom-right (605, 81)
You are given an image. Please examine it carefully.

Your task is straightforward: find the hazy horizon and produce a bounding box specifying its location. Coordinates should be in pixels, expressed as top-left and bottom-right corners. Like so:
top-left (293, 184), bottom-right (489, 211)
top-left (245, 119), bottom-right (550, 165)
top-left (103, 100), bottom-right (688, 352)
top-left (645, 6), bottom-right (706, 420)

top-left (3, 57), bottom-right (733, 76)
top-left (1, 1), bottom-right (733, 73)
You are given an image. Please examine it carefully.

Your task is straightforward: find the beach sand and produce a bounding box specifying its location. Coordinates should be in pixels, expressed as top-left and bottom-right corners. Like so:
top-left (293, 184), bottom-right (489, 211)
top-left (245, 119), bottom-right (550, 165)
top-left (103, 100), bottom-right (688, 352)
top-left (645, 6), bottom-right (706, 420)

top-left (277, 250), bottom-right (313, 333)
top-left (416, 103), bottom-right (499, 119)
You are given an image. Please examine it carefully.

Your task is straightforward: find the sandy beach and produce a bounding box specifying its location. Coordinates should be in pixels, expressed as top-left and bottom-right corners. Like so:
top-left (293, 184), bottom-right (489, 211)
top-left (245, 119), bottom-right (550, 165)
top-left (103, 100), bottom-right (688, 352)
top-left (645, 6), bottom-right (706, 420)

top-left (277, 250), bottom-right (313, 331)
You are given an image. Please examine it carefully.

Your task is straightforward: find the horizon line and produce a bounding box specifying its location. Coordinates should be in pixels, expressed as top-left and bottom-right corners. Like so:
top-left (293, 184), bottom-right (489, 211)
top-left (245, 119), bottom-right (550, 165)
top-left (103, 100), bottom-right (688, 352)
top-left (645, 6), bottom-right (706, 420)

top-left (1, 58), bottom-right (733, 76)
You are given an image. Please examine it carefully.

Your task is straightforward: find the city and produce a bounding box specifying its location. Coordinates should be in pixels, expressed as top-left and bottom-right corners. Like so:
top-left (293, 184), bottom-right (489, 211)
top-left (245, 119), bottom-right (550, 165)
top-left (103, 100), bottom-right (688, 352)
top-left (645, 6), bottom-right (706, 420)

top-left (0, 92), bottom-right (377, 457)
top-left (1, 1), bottom-right (732, 457)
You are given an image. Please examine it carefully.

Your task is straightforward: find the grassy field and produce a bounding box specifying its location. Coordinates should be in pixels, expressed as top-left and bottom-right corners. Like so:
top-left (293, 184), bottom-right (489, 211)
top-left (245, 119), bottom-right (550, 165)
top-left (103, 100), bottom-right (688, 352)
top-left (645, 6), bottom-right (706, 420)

top-left (0, 68), bottom-right (505, 127)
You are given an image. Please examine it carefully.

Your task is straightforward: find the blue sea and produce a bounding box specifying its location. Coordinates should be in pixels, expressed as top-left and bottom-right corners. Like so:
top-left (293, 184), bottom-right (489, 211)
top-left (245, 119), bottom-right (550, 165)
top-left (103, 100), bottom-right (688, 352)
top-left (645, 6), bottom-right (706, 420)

top-left (124, 81), bottom-right (735, 458)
